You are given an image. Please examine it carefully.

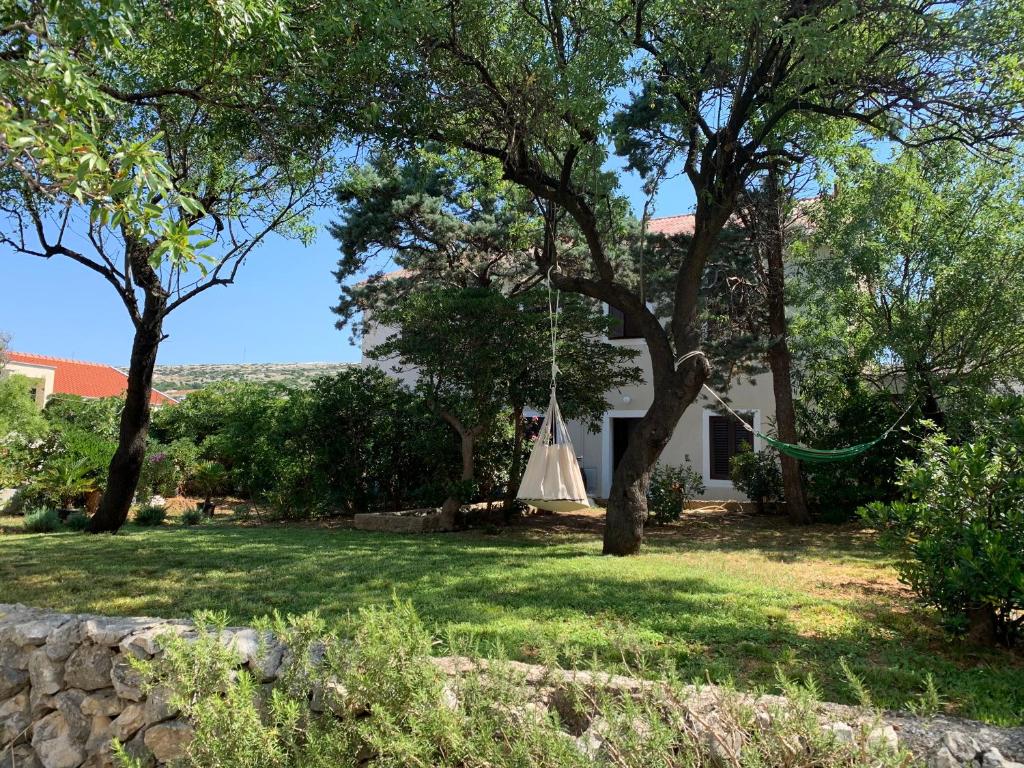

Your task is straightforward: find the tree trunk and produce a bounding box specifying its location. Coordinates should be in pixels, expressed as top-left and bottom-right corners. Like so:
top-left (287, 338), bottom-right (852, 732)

top-left (88, 301), bottom-right (165, 533)
top-left (503, 405), bottom-right (525, 519)
top-left (966, 605), bottom-right (998, 646)
top-left (762, 167), bottom-right (810, 525)
top-left (767, 346), bottom-right (809, 523)
top-left (604, 379), bottom-right (702, 555)
top-left (439, 422), bottom-right (478, 530)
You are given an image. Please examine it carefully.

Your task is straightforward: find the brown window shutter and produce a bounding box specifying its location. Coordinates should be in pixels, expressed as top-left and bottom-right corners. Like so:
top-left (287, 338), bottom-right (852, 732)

top-left (709, 416), bottom-right (732, 479)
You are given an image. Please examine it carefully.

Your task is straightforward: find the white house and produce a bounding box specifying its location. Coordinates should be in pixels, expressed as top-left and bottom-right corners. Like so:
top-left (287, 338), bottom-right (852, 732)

top-left (360, 213), bottom-right (775, 502)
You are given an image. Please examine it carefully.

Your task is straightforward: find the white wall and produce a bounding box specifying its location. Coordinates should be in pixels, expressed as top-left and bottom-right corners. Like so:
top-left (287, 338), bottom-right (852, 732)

top-left (360, 313), bottom-right (777, 502)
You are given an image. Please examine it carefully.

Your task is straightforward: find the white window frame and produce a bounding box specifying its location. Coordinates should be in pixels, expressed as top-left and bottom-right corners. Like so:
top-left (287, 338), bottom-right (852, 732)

top-left (701, 407), bottom-right (761, 489)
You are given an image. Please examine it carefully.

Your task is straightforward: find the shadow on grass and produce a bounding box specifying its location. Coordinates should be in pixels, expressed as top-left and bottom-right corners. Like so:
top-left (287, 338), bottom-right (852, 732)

top-left (1, 523), bottom-right (1021, 724)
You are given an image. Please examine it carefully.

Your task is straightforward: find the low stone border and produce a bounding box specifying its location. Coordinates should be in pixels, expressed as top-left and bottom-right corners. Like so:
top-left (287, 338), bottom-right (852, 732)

top-left (2, 604), bottom-right (1022, 768)
top-left (353, 509), bottom-right (454, 533)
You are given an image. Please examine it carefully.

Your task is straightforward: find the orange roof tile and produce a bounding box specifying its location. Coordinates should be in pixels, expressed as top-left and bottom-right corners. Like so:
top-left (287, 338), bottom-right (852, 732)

top-left (7, 352), bottom-right (176, 406)
top-left (647, 213), bottom-right (696, 237)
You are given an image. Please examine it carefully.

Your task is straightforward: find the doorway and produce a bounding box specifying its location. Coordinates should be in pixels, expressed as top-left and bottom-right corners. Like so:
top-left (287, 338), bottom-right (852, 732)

top-left (611, 417), bottom-right (643, 473)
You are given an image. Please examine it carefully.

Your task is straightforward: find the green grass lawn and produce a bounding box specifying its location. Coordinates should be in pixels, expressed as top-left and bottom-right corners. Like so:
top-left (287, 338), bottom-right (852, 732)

top-left (1, 512), bottom-right (1021, 725)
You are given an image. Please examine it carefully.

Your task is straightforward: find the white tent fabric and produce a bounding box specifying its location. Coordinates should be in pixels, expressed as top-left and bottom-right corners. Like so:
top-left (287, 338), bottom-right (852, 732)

top-left (517, 391), bottom-right (591, 512)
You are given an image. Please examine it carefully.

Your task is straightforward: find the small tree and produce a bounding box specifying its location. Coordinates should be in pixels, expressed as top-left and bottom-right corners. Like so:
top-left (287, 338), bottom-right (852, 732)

top-left (371, 286), bottom-right (639, 524)
top-left (805, 144), bottom-right (1024, 432)
top-left (334, 151), bottom-right (640, 513)
top-left (1, 2), bottom-right (335, 532)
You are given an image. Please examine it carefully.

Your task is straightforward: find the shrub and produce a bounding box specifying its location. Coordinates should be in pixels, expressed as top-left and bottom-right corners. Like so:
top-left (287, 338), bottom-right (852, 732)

top-left (63, 511), bottom-right (90, 531)
top-left (729, 447), bottom-right (783, 513)
top-left (271, 369), bottom-right (458, 517)
top-left (646, 461), bottom-right (705, 524)
top-left (33, 455), bottom-right (98, 509)
top-left (180, 506), bottom-right (204, 526)
top-left (796, 370), bottom-right (919, 519)
top-left (23, 507), bottom-right (60, 533)
top-left (133, 504), bottom-right (167, 527)
top-left (861, 418), bottom-right (1024, 647)
top-left (125, 603), bottom-right (908, 768)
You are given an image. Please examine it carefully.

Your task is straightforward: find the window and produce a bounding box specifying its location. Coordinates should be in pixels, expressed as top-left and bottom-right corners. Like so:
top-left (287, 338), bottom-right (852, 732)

top-left (607, 305), bottom-right (644, 339)
top-left (708, 414), bottom-right (754, 480)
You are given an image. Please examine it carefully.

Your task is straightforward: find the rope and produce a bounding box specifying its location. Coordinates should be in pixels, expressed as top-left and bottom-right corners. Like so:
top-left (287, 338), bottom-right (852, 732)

top-left (546, 266), bottom-right (560, 392)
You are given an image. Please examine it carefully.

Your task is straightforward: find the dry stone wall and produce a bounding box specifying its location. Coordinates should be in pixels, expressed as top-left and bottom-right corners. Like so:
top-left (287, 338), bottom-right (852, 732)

top-left (2, 603), bottom-right (1023, 768)
top-left (0, 604), bottom-right (285, 768)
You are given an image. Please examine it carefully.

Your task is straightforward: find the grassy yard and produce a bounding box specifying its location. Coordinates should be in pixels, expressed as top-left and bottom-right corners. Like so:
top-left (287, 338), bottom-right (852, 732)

top-left (1, 510), bottom-right (1021, 725)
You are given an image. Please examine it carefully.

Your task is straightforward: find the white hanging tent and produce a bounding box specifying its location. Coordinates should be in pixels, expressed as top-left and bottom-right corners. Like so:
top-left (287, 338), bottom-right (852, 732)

top-left (516, 391), bottom-right (591, 512)
top-left (516, 269), bottom-right (592, 513)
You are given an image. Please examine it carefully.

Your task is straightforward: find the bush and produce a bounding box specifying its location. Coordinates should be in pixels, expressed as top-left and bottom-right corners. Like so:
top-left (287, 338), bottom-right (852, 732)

top-left (729, 447), bottom-right (783, 513)
top-left (861, 418), bottom-right (1024, 647)
top-left (180, 506), bottom-right (204, 526)
top-left (646, 461), bottom-right (705, 524)
top-left (126, 603), bottom-right (908, 768)
top-left (270, 369), bottom-right (458, 517)
top-left (62, 511), bottom-right (90, 531)
top-left (23, 507), bottom-right (60, 533)
top-left (133, 504), bottom-right (167, 527)
top-left (796, 369), bottom-right (920, 519)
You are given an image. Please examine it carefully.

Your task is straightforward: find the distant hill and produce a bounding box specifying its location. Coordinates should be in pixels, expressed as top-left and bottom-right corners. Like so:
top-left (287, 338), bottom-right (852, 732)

top-left (152, 362), bottom-right (356, 392)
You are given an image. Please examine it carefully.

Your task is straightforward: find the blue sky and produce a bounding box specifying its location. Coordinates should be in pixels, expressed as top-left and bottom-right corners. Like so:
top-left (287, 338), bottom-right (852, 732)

top-left (0, 166), bottom-right (697, 366)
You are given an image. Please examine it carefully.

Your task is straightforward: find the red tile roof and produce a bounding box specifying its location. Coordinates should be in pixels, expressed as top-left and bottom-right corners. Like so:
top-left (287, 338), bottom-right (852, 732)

top-left (6, 352), bottom-right (176, 405)
top-left (647, 213), bottom-right (696, 237)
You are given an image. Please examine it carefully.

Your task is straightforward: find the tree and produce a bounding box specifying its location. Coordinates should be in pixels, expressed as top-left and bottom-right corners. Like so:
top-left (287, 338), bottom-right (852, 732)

top-left (804, 144), bottom-right (1024, 433)
top-left (1, 2), bottom-right (335, 531)
top-left (320, 0), bottom-right (1024, 553)
top-left (370, 285), bottom-right (639, 524)
top-left (732, 169), bottom-right (811, 524)
top-left (332, 151), bottom-right (640, 513)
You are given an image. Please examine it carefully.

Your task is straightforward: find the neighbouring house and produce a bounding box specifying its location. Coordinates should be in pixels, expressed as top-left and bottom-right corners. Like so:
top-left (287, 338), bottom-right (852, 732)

top-left (1, 351), bottom-right (177, 407)
top-left (359, 213), bottom-right (775, 502)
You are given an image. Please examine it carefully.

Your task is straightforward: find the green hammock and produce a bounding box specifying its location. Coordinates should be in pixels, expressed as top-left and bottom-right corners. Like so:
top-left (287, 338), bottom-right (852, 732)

top-left (757, 434), bottom-right (885, 463)
top-left (700, 383), bottom-right (915, 464)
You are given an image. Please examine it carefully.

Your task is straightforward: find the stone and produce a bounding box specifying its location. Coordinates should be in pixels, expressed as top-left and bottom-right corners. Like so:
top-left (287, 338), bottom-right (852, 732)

top-left (981, 747), bottom-right (1024, 768)
top-left (31, 711), bottom-right (87, 768)
top-left (939, 731), bottom-right (983, 763)
top-left (11, 616), bottom-right (71, 647)
top-left (80, 748), bottom-right (117, 768)
top-left (81, 690), bottom-right (123, 718)
top-left (110, 657), bottom-right (145, 701)
top-left (221, 628), bottom-right (285, 682)
top-left (310, 680), bottom-right (350, 715)
top-left (825, 721), bottom-right (856, 744)
top-left (0, 665), bottom-right (29, 698)
top-left (927, 746), bottom-right (963, 768)
top-left (82, 618), bottom-right (160, 648)
top-left (121, 624), bottom-right (187, 660)
top-left (121, 729), bottom-right (155, 768)
top-left (45, 620), bottom-right (81, 662)
top-left (0, 641), bottom-right (30, 671)
top-left (85, 715), bottom-right (113, 754)
top-left (144, 720), bottom-right (195, 763)
top-left (142, 685), bottom-right (179, 724)
top-left (109, 702), bottom-right (145, 742)
top-left (53, 690), bottom-right (90, 743)
top-left (868, 724), bottom-right (899, 752)
top-left (6, 744), bottom-right (44, 768)
top-left (63, 644), bottom-right (114, 691)
top-left (0, 689), bottom-right (32, 744)
top-left (28, 650), bottom-right (64, 695)
top-left (29, 685), bottom-right (58, 718)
